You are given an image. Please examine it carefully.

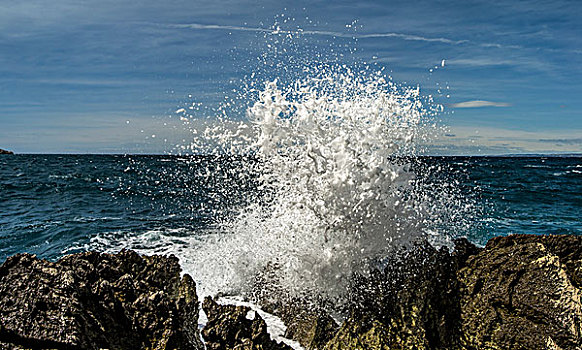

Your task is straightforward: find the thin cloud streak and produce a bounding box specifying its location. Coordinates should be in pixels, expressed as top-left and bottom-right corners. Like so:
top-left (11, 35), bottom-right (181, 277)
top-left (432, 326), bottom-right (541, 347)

top-left (428, 126), bottom-right (582, 155)
top-left (168, 22), bottom-right (472, 46)
top-left (169, 22), bottom-right (565, 52)
top-left (450, 100), bottom-right (511, 108)
top-left (169, 23), bottom-right (270, 34)
top-left (538, 138), bottom-right (582, 145)
top-left (167, 22), bottom-right (582, 55)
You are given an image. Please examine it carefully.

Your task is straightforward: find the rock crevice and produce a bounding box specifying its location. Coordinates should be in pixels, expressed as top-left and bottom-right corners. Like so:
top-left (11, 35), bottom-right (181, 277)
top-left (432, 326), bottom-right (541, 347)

top-left (1, 234), bottom-right (582, 350)
top-left (0, 250), bottom-right (203, 350)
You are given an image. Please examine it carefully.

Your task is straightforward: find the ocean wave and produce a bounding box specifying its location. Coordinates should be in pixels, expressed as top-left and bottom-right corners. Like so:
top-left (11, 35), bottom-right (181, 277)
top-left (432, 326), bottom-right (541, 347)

top-left (64, 227), bottom-right (205, 259)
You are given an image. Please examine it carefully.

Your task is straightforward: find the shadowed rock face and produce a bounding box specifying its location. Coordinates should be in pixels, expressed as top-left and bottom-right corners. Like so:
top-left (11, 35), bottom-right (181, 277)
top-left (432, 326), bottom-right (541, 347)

top-left (247, 265), bottom-right (340, 350)
top-left (0, 250), bottom-right (203, 350)
top-left (1, 235), bottom-right (581, 350)
top-left (324, 239), bottom-right (478, 350)
top-left (202, 296), bottom-right (293, 350)
top-left (250, 235), bottom-right (582, 350)
top-left (0, 149), bottom-right (14, 154)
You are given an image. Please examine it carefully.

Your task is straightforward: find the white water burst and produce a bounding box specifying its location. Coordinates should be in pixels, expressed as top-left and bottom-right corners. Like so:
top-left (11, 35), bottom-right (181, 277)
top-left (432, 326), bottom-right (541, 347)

top-left (189, 67), bottom-right (447, 305)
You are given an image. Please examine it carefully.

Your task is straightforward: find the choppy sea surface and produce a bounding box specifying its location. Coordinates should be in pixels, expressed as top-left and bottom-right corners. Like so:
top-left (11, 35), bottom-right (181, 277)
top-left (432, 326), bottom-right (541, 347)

top-left (1, 154), bottom-right (580, 264)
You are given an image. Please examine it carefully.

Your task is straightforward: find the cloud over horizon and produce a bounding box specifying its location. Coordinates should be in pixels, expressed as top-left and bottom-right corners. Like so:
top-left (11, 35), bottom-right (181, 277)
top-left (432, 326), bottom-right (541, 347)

top-left (538, 137), bottom-right (582, 145)
top-left (450, 100), bottom-right (512, 108)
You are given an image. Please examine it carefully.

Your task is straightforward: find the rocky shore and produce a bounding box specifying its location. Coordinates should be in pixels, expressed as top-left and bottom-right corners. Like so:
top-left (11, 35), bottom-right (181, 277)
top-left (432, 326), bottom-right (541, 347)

top-left (1, 234), bottom-right (581, 349)
top-left (0, 149), bottom-right (14, 154)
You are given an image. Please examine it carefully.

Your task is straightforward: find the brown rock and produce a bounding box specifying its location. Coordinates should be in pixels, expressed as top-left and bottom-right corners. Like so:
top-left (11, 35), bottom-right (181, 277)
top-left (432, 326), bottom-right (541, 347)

top-left (202, 296), bottom-right (293, 350)
top-left (0, 250), bottom-right (203, 350)
top-left (323, 238), bottom-right (477, 350)
top-left (247, 263), bottom-right (339, 350)
top-left (458, 234), bottom-right (582, 350)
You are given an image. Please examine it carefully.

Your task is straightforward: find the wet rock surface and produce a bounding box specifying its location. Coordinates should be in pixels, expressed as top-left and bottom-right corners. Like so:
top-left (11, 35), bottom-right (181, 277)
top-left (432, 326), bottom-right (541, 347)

top-left (323, 238), bottom-right (476, 350)
top-left (0, 149), bottom-right (13, 154)
top-left (0, 250), bottom-right (203, 350)
top-left (319, 235), bottom-right (582, 350)
top-left (250, 235), bottom-right (582, 350)
top-left (246, 263), bottom-right (340, 350)
top-left (1, 234), bottom-right (582, 350)
top-left (258, 298), bottom-right (339, 350)
top-left (202, 296), bottom-right (293, 350)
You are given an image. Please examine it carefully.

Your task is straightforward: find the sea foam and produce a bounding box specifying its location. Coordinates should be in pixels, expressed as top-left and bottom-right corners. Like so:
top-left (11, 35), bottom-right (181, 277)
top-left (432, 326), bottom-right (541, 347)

top-left (185, 65), bottom-right (465, 306)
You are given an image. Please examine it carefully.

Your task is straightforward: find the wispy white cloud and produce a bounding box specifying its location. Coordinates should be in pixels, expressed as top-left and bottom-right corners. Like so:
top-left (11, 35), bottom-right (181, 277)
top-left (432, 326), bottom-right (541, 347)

top-left (450, 100), bottom-right (511, 108)
top-left (444, 56), bottom-right (555, 73)
top-left (315, 30), bottom-right (468, 45)
top-left (447, 58), bottom-right (523, 67)
top-left (169, 23), bottom-right (270, 34)
top-left (168, 23), bottom-right (470, 45)
top-left (168, 22), bottom-right (582, 57)
top-left (167, 22), bottom-right (548, 51)
top-left (538, 137), bottom-right (582, 145)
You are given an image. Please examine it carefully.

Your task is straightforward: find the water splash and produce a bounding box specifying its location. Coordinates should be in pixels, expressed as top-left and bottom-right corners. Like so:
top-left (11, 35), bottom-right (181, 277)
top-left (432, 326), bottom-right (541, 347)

top-left (187, 65), bottom-right (463, 305)
top-left (79, 20), bottom-right (476, 308)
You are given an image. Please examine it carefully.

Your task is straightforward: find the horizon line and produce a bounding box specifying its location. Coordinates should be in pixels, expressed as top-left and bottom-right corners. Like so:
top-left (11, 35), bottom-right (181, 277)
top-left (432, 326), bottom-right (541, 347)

top-left (3, 152), bottom-right (582, 157)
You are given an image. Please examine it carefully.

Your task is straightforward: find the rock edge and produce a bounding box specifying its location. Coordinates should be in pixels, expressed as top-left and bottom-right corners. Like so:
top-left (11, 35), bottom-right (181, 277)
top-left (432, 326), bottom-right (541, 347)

top-left (0, 250), bottom-right (203, 350)
top-left (2, 234), bottom-right (582, 350)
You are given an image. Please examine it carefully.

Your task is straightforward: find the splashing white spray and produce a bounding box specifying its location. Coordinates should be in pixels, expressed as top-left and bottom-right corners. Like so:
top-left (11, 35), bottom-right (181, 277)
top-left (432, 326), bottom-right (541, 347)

top-left (76, 20), bottom-right (476, 309)
top-left (188, 66), bottom-right (448, 305)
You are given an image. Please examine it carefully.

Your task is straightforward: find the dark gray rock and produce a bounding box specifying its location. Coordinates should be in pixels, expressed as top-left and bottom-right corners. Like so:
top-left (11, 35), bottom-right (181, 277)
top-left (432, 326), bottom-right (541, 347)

top-left (323, 234), bottom-right (582, 350)
top-left (202, 296), bottom-right (293, 350)
top-left (324, 238), bottom-right (476, 350)
top-left (247, 263), bottom-right (339, 350)
top-left (0, 149), bottom-right (13, 154)
top-left (2, 234), bottom-right (581, 350)
top-left (0, 250), bottom-right (203, 350)
top-left (255, 296), bottom-right (338, 350)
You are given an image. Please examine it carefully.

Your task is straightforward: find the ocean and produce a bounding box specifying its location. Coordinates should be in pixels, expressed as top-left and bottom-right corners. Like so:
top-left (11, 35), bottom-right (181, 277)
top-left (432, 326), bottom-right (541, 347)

top-left (1, 154), bottom-right (580, 261)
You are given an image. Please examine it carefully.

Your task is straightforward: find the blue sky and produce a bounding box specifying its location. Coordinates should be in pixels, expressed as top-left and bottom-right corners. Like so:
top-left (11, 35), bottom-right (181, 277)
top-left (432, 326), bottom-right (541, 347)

top-left (1, 0), bottom-right (581, 154)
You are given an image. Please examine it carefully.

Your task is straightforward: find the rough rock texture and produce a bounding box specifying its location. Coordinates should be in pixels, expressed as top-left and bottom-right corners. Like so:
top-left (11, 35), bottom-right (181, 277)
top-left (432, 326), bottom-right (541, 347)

top-left (202, 296), bottom-right (293, 350)
top-left (0, 149), bottom-right (14, 154)
top-left (280, 307), bottom-right (339, 350)
top-left (458, 234), bottom-right (582, 350)
top-left (258, 298), bottom-right (339, 350)
top-left (248, 264), bottom-right (339, 350)
top-left (320, 235), bottom-right (582, 350)
top-left (324, 238), bottom-right (478, 350)
top-left (2, 234), bottom-right (582, 350)
top-left (0, 250), bottom-right (203, 350)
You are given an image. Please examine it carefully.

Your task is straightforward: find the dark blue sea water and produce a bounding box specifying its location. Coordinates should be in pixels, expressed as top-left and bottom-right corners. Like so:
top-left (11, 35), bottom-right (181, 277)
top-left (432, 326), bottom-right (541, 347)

top-left (1, 154), bottom-right (581, 262)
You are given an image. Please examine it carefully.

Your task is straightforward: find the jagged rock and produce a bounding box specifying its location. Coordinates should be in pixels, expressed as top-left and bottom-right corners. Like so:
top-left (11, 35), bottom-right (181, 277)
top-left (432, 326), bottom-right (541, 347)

top-left (2, 235), bottom-right (581, 350)
top-left (257, 297), bottom-right (338, 350)
top-left (458, 234), bottom-right (582, 350)
top-left (322, 314), bottom-right (397, 350)
top-left (281, 308), bottom-right (338, 350)
top-left (0, 250), bottom-right (203, 350)
top-left (324, 238), bottom-right (477, 350)
top-left (202, 296), bottom-right (293, 350)
top-left (322, 234), bottom-right (582, 350)
top-left (0, 149), bottom-right (13, 155)
top-left (248, 263), bottom-right (339, 350)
